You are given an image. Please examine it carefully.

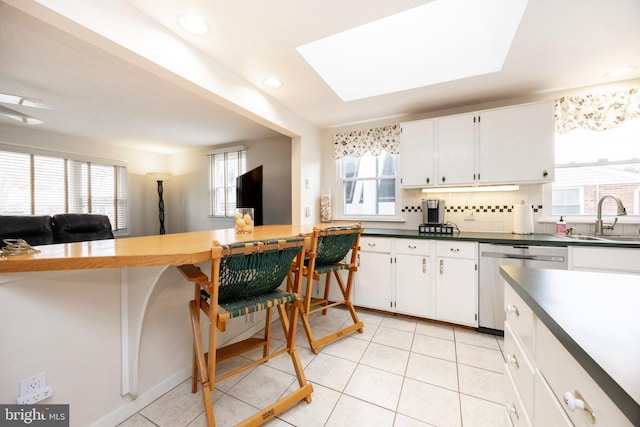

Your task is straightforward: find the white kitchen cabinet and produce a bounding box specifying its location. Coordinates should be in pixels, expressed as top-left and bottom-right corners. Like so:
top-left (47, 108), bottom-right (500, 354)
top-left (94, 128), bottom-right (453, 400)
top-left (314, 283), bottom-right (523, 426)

top-left (434, 241), bottom-right (478, 327)
top-left (399, 119), bottom-right (435, 187)
top-left (354, 236), bottom-right (393, 311)
top-left (399, 101), bottom-right (555, 188)
top-left (478, 101), bottom-right (554, 184)
top-left (536, 318), bottom-right (633, 426)
top-left (394, 239), bottom-right (432, 318)
top-left (436, 113), bottom-right (477, 186)
top-left (504, 279), bottom-right (634, 427)
top-left (569, 246), bottom-right (640, 274)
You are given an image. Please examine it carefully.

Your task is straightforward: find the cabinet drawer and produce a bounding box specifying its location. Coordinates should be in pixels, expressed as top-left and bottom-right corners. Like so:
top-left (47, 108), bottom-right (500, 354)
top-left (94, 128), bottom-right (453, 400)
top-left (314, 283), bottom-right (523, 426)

top-left (504, 323), bottom-right (535, 418)
top-left (435, 241), bottom-right (477, 259)
top-left (536, 318), bottom-right (633, 426)
top-left (505, 367), bottom-right (533, 427)
top-left (395, 238), bottom-right (431, 255)
top-left (359, 237), bottom-right (391, 253)
top-left (534, 370), bottom-right (572, 427)
top-left (504, 284), bottom-right (535, 358)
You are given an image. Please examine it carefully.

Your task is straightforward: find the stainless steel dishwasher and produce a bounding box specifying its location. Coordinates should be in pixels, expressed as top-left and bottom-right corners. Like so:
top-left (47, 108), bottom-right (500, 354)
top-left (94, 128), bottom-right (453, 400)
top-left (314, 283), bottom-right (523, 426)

top-left (478, 243), bottom-right (568, 334)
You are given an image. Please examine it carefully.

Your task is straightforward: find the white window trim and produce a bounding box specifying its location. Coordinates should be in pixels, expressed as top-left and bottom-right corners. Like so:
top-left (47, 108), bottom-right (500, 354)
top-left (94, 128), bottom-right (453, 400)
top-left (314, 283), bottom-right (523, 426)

top-left (333, 155), bottom-right (403, 222)
top-left (208, 147), bottom-right (246, 218)
top-left (0, 142), bottom-right (129, 231)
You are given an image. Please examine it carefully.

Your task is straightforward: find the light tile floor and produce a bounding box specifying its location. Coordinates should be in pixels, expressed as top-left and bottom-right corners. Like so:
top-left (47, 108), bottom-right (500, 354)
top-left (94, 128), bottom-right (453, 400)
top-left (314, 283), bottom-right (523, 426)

top-left (118, 308), bottom-right (506, 427)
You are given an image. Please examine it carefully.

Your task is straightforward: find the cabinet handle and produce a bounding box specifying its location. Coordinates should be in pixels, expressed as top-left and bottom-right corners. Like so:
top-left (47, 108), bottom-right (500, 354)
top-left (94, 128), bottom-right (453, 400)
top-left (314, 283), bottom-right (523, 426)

top-left (422, 258), bottom-right (427, 273)
top-left (441, 176), bottom-right (446, 183)
top-left (543, 169), bottom-right (549, 178)
top-left (505, 354), bottom-right (519, 369)
top-left (408, 245), bottom-right (417, 249)
top-left (368, 242), bottom-right (376, 247)
top-left (563, 390), bottom-right (596, 424)
top-left (449, 247), bottom-right (459, 253)
top-left (505, 304), bottom-right (519, 316)
top-left (426, 177), bottom-right (430, 184)
top-left (439, 259), bottom-right (444, 275)
top-left (505, 404), bottom-right (519, 420)
top-left (357, 253), bottom-right (360, 267)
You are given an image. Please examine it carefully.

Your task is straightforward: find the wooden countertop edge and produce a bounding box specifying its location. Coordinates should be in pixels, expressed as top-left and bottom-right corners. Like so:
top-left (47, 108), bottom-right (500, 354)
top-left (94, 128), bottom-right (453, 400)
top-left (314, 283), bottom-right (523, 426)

top-left (0, 251), bottom-right (213, 273)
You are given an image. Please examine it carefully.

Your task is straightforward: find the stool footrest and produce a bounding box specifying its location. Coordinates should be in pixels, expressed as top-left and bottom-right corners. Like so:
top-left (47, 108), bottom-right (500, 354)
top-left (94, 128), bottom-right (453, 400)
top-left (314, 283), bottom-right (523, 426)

top-left (217, 337), bottom-right (266, 363)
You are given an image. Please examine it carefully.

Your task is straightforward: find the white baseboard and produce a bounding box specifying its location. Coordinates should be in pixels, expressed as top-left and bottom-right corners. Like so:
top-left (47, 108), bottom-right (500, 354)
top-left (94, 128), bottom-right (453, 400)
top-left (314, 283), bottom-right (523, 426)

top-left (89, 366), bottom-right (192, 427)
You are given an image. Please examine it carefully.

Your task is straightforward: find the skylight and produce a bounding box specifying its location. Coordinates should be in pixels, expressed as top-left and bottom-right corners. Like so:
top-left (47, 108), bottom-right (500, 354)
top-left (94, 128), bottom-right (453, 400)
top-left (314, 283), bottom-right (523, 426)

top-left (297, 0), bottom-right (529, 101)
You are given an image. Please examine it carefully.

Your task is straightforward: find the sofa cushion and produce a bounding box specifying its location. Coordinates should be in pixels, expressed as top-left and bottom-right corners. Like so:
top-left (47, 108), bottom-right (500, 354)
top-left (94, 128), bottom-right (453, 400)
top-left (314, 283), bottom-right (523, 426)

top-left (51, 214), bottom-right (114, 243)
top-left (0, 215), bottom-right (55, 246)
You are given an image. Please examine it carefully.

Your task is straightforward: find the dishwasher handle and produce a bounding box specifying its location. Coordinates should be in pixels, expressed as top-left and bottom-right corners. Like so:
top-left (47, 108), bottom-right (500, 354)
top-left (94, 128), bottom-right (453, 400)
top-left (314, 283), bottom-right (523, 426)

top-left (481, 251), bottom-right (565, 263)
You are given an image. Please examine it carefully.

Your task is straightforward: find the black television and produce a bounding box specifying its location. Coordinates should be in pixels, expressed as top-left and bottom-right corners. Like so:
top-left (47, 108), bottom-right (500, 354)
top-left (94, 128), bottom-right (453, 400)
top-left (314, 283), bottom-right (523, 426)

top-left (236, 165), bottom-right (263, 226)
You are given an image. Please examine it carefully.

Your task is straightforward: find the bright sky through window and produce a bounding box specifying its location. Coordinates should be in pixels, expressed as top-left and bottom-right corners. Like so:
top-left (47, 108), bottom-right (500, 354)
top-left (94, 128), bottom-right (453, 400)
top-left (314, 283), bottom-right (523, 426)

top-left (297, 0), bottom-right (528, 101)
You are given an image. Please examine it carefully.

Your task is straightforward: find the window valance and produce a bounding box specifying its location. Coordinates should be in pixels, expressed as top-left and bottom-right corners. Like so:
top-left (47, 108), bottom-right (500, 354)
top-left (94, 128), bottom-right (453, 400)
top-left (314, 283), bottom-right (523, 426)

top-left (554, 86), bottom-right (640, 134)
top-left (333, 124), bottom-right (400, 159)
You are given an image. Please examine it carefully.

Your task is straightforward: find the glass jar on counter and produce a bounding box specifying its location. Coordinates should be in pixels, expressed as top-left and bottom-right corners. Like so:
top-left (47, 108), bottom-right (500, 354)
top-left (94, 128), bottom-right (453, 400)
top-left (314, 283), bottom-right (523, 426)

top-left (320, 187), bottom-right (332, 223)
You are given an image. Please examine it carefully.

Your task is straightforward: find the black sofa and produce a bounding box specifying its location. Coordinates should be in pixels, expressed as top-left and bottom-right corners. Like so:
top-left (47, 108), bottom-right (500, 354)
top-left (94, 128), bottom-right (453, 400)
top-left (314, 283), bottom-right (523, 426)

top-left (0, 214), bottom-right (114, 246)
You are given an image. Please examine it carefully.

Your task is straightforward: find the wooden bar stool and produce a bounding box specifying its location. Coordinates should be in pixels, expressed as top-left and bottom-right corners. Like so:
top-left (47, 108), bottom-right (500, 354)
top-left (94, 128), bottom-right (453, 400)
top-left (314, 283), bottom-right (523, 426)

top-left (295, 224), bottom-right (365, 353)
top-left (178, 237), bottom-right (313, 427)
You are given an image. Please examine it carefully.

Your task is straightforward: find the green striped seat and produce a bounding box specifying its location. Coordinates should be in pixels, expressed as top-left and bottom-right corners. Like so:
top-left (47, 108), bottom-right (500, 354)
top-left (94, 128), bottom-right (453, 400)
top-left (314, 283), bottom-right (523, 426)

top-left (217, 238), bottom-right (305, 318)
top-left (309, 225), bottom-right (361, 274)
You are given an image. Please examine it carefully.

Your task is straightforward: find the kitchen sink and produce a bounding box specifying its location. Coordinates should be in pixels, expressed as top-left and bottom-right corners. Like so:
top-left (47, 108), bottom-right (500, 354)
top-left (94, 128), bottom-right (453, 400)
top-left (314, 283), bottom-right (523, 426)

top-left (565, 234), bottom-right (640, 243)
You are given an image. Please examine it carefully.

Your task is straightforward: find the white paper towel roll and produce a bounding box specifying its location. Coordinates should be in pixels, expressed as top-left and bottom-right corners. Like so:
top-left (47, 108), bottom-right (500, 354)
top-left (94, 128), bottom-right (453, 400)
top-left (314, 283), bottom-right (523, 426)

top-left (513, 204), bottom-right (534, 234)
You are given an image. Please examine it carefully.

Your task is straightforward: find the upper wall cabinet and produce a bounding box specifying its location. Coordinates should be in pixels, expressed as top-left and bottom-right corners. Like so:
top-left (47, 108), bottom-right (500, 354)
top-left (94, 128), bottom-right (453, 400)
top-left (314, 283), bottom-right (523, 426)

top-left (399, 118), bottom-right (435, 187)
top-left (478, 101), bottom-right (554, 184)
top-left (436, 113), bottom-right (477, 186)
top-left (400, 100), bottom-right (555, 188)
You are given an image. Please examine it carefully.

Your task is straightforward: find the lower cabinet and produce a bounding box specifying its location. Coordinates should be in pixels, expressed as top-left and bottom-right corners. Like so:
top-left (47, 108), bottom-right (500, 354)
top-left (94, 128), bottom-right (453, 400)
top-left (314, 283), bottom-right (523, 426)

top-left (434, 241), bottom-right (478, 327)
top-left (355, 236), bottom-right (477, 327)
top-left (570, 246), bottom-right (640, 274)
top-left (395, 239), bottom-right (431, 318)
top-left (504, 281), bottom-right (633, 426)
top-left (354, 236), bottom-right (393, 311)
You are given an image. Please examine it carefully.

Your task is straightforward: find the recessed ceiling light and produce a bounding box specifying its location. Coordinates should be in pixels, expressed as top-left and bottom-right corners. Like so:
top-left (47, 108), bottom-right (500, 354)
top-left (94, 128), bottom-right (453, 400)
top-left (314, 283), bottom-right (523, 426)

top-left (263, 77), bottom-right (283, 89)
top-left (602, 66), bottom-right (638, 78)
top-left (178, 13), bottom-right (209, 36)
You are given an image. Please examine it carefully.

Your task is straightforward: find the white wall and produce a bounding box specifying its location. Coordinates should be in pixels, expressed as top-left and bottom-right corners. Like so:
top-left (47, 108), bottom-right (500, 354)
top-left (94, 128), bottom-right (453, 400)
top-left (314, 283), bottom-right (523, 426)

top-left (168, 135), bottom-right (293, 233)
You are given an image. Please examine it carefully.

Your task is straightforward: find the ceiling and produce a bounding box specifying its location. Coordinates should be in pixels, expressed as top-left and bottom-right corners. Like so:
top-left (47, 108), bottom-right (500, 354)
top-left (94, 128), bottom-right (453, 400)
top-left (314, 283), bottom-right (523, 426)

top-left (1, 0), bottom-right (639, 154)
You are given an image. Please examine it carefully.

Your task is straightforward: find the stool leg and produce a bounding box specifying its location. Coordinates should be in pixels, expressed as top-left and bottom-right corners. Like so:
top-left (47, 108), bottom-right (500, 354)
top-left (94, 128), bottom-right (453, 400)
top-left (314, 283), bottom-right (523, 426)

top-left (189, 300), bottom-right (216, 426)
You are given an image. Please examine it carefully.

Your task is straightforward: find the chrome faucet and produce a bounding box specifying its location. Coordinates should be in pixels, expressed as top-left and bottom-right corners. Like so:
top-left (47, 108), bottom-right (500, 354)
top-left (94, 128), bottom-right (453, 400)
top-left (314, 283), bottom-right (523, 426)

top-left (594, 195), bottom-right (627, 235)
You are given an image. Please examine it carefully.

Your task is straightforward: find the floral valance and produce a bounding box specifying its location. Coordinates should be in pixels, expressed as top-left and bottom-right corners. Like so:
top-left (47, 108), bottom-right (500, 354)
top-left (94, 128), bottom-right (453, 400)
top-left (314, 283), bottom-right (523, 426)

top-left (554, 86), bottom-right (640, 134)
top-left (333, 124), bottom-right (401, 159)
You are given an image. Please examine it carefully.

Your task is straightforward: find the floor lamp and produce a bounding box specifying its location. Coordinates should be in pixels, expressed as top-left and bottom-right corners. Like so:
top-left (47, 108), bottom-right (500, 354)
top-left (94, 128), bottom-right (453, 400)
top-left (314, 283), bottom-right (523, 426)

top-left (147, 173), bottom-right (171, 235)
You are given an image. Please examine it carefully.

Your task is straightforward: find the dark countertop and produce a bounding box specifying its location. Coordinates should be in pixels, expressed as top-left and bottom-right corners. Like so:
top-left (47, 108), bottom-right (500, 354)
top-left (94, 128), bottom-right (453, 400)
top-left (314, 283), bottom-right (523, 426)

top-left (362, 228), bottom-right (640, 248)
top-left (500, 266), bottom-right (640, 425)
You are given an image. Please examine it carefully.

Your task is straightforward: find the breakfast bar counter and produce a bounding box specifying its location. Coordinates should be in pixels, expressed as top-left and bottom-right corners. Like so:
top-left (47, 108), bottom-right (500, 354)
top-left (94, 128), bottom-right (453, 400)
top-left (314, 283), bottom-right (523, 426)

top-left (0, 224), bottom-right (324, 273)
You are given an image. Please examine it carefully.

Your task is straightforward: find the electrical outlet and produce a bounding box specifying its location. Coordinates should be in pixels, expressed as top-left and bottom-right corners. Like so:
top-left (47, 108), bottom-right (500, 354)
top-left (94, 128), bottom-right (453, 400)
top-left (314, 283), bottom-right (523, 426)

top-left (16, 385), bottom-right (53, 404)
top-left (19, 371), bottom-right (47, 397)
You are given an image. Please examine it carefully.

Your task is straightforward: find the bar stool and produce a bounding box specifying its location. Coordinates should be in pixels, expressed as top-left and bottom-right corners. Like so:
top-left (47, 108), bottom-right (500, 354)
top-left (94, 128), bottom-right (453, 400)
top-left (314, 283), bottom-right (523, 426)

top-left (178, 237), bottom-right (313, 427)
top-left (296, 224), bottom-right (365, 353)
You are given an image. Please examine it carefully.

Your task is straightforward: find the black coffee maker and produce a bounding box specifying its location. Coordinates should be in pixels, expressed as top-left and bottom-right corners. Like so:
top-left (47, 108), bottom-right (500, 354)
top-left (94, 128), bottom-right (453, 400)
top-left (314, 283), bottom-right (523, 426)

top-left (422, 198), bottom-right (445, 224)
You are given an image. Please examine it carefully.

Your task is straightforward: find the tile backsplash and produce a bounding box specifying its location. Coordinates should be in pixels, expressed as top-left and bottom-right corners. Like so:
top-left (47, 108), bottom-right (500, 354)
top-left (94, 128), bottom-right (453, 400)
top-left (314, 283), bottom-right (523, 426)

top-left (400, 184), bottom-right (545, 233)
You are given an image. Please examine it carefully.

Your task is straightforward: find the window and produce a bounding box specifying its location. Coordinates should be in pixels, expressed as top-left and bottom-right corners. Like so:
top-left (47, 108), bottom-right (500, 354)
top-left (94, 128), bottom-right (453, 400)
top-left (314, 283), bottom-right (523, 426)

top-left (209, 148), bottom-right (246, 217)
top-left (0, 147), bottom-right (128, 230)
top-left (338, 150), bottom-right (399, 217)
top-left (552, 118), bottom-right (640, 216)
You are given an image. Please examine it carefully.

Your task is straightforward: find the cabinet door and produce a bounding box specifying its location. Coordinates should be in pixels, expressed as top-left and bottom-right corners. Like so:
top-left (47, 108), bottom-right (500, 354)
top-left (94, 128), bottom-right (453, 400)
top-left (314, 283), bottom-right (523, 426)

top-left (400, 119), bottom-right (435, 187)
top-left (435, 257), bottom-right (478, 326)
top-left (436, 113), bottom-right (476, 186)
top-left (395, 254), bottom-right (431, 318)
top-left (354, 250), bottom-right (392, 311)
top-left (570, 246), bottom-right (640, 274)
top-left (479, 101), bottom-right (554, 184)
